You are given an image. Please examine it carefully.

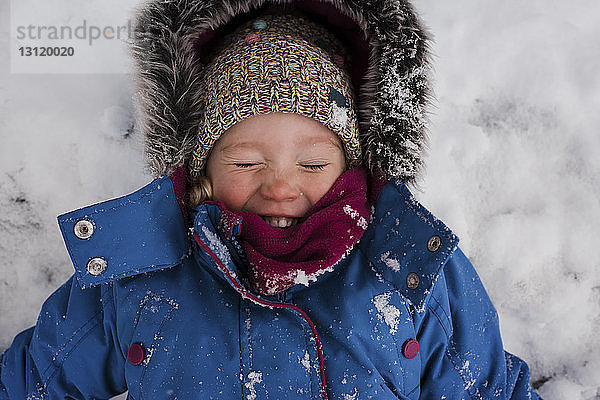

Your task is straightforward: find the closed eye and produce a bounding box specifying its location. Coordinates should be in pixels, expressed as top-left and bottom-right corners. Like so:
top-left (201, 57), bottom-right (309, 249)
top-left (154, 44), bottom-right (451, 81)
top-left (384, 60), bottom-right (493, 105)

top-left (235, 163), bottom-right (260, 168)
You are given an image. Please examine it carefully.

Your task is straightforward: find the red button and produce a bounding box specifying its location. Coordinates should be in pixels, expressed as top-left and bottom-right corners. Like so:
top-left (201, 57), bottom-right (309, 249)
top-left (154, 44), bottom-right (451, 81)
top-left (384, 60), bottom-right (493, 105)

top-left (127, 343), bottom-right (145, 365)
top-left (402, 339), bottom-right (419, 359)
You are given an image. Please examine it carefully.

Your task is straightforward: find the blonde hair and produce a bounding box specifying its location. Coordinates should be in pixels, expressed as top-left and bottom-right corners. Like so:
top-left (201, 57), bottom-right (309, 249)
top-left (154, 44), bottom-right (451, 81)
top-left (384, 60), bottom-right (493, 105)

top-left (188, 175), bottom-right (213, 208)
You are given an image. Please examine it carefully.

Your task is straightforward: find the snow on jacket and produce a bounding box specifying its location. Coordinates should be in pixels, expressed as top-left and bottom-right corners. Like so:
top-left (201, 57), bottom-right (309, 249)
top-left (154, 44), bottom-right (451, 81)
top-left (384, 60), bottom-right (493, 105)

top-left (1, 172), bottom-right (539, 399)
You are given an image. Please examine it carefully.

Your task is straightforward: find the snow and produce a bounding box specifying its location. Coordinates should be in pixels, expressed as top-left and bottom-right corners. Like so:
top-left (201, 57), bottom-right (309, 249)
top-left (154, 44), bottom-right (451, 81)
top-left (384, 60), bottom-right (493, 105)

top-left (244, 371), bottom-right (263, 400)
top-left (341, 387), bottom-right (358, 400)
top-left (328, 102), bottom-right (350, 130)
top-left (299, 350), bottom-right (311, 373)
top-left (342, 204), bottom-right (368, 230)
top-left (413, 1), bottom-right (600, 397)
top-left (380, 251), bottom-right (401, 272)
top-left (141, 290), bottom-right (180, 311)
top-left (201, 225), bottom-right (232, 267)
top-left (1, 1), bottom-right (599, 399)
top-left (373, 292), bottom-right (402, 336)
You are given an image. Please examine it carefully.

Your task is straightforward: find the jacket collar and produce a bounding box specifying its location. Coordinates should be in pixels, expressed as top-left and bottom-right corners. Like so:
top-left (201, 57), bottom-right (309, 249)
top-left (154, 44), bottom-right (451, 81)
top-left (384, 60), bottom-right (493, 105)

top-left (57, 175), bottom-right (190, 289)
top-left (190, 178), bottom-right (460, 309)
top-left (360, 180), bottom-right (459, 311)
top-left (189, 201), bottom-right (245, 286)
top-left (57, 172), bottom-right (239, 291)
top-left (58, 173), bottom-right (458, 311)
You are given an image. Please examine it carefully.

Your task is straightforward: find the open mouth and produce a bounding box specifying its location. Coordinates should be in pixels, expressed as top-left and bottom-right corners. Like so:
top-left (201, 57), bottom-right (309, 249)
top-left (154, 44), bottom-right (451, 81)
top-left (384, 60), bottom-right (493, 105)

top-left (262, 216), bottom-right (299, 228)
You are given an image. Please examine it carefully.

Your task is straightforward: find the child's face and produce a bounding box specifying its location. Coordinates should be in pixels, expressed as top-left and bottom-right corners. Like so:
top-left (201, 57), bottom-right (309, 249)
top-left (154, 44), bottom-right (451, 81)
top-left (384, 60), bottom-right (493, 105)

top-left (206, 112), bottom-right (346, 227)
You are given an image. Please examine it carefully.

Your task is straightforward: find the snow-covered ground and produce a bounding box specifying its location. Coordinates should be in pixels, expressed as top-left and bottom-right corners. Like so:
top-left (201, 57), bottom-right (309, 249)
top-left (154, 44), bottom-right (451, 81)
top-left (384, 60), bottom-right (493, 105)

top-left (1, 1), bottom-right (599, 399)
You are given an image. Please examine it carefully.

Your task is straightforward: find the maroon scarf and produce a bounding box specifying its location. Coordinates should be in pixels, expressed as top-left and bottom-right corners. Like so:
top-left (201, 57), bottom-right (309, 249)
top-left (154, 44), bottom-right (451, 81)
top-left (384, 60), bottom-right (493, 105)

top-left (230, 167), bottom-right (370, 296)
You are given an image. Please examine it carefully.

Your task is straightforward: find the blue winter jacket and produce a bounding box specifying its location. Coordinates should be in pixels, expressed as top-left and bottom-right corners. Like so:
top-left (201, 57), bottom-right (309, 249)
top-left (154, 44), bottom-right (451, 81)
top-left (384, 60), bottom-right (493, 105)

top-left (0, 175), bottom-right (541, 399)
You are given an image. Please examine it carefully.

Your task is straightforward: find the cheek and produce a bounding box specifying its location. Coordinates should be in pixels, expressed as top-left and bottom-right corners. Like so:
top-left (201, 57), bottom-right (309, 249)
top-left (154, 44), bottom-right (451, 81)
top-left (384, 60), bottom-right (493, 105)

top-left (206, 159), bottom-right (251, 211)
top-left (211, 174), bottom-right (256, 211)
top-left (302, 169), bottom-right (344, 204)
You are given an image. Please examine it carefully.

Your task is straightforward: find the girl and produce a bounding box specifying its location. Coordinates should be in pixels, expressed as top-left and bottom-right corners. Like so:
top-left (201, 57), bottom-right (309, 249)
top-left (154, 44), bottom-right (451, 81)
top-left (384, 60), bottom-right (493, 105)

top-left (1, 1), bottom-right (542, 399)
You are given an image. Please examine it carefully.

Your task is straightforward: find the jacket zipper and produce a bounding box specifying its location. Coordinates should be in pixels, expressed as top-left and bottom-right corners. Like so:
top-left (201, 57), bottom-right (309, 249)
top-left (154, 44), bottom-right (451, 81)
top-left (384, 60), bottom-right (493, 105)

top-left (193, 232), bottom-right (329, 400)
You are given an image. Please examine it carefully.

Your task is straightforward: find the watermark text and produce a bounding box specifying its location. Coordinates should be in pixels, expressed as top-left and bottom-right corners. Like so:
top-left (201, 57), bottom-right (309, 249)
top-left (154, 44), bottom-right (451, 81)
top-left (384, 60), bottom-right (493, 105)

top-left (15, 19), bottom-right (133, 46)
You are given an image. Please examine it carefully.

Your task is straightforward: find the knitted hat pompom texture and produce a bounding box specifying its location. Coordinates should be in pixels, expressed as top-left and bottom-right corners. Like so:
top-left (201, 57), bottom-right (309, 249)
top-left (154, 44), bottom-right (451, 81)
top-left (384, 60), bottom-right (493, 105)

top-left (190, 14), bottom-right (360, 175)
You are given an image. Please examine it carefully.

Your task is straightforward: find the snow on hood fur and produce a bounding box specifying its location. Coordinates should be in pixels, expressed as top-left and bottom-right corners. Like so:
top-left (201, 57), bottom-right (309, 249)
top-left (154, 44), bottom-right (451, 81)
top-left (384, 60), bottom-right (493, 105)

top-left (128, 0), bottom-right (432, 184)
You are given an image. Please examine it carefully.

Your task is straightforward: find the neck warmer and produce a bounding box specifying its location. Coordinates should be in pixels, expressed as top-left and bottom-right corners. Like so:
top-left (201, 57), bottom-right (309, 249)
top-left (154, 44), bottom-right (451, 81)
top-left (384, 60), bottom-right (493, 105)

top-left (233, 167), bottom-right (370, 296)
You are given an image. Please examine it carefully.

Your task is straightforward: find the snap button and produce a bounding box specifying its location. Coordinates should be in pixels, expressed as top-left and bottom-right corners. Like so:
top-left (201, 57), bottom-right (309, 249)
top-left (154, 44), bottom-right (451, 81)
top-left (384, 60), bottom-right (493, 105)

top-left (127, 343), bottom-right (145, 366)
top-left (86, 257), bottom-right (107, 276)
top-left (406, 272), bottom-right (420, 290)
top-left (427, 235), bottom-right (442, 252)
top-left (74, 220), bottom-right (94, 239)
top-left (402, 339), bottom-right (419, 359)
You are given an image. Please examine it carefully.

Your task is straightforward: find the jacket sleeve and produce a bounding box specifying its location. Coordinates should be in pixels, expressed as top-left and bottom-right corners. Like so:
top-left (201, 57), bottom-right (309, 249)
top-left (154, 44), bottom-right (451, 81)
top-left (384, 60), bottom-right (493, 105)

top-left (0, 276), bottom-right (127, 400)
top-left (414, 247), bottom-right (542, 400)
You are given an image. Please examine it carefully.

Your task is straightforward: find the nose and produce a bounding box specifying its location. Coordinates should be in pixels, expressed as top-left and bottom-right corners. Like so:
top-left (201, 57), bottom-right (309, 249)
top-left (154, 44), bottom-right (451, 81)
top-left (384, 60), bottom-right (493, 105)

top-left (260, 174), bottom-right (300, 202)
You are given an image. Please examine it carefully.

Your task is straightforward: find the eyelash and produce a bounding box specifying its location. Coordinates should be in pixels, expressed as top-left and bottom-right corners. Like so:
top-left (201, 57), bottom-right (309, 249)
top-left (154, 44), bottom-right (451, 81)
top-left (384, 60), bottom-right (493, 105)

top-left (302, 164), bottom-right (326, 171)
top-left (235, 163), bottom-right (258, 168)
top-left (233, 163), bottom-right (327, 170)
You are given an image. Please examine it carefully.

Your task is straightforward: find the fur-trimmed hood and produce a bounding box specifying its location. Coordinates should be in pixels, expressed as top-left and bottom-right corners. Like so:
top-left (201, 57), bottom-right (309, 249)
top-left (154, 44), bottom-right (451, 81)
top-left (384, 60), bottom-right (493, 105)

top-left (128, 0), bottom-right (432, 184)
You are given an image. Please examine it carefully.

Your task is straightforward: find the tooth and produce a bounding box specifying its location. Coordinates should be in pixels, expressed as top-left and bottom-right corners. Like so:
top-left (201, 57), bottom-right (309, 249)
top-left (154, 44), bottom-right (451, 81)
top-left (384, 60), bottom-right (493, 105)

top-left (262, 216), bottom-right (298, 228)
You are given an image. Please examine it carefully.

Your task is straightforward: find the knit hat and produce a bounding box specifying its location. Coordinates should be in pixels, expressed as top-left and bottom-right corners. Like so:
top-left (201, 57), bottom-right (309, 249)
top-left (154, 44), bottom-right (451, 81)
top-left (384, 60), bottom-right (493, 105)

top-left (190, 14), bottom-right (360, 175)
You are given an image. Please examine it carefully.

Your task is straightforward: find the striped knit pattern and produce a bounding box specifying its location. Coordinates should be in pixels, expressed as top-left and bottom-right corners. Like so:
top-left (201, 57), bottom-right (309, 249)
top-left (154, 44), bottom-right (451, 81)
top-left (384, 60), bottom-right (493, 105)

top-left (190, 14), bottom-right (359, 174)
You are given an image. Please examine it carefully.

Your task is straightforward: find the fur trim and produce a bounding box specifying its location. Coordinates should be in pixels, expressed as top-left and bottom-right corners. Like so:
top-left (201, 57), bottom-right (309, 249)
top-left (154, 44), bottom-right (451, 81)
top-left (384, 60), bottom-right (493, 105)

top-left (128, 0), bottom-right (432, 184)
